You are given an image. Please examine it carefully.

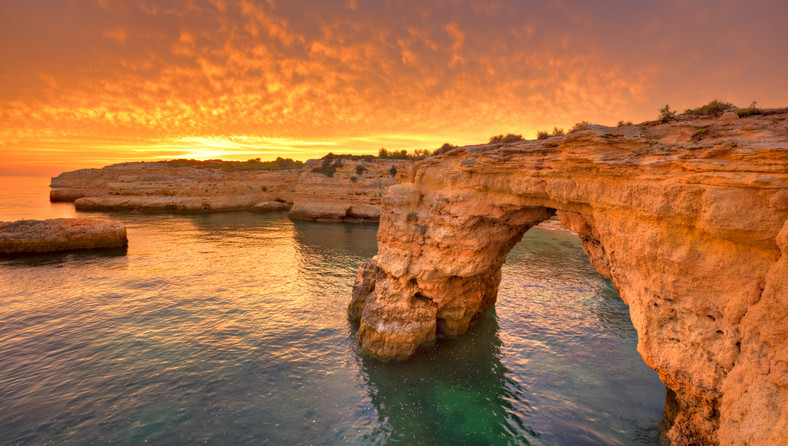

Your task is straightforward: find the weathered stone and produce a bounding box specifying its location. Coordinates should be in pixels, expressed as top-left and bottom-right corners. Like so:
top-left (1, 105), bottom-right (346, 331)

top-left (350, 110), bottom-right (788, 445)
top-left (0, 218), bottom-right (127, 254)
top-left (288, 159), bottom-right (406, 222)
top-left (53, 159), bottom-right (405, 222)
top-left (251, 200), bottom-right (291, 212)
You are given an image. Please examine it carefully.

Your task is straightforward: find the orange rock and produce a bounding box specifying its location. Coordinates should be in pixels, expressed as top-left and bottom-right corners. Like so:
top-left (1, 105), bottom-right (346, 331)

top-left (0, 218), bottom-right (127, 253)
top-left (350, 110), bottom-right (788, 445)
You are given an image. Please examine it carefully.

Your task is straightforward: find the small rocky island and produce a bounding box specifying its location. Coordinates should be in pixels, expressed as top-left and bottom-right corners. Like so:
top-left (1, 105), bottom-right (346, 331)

top-left (0, 218), bottom-right (128, 254)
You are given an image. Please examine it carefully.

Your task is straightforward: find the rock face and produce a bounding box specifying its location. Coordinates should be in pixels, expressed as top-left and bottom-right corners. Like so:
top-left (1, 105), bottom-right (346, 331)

top-left (52, 159), bottom-right (404, 222)
top-left (349, 111), bottom-right (788, 445)
top-left (58, 164), bottom-right (300, 213)
top-left (0, 218), bottom-right (128, 254)
top-left (289, 159), bottom-right (406, 222)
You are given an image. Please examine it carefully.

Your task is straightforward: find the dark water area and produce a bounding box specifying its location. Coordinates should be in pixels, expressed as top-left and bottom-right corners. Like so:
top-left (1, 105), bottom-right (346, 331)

top-left (0, 177), bottom-right (664, 445)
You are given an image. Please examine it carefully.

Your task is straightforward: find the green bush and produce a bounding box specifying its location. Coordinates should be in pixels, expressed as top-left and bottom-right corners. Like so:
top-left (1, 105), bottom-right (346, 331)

top-left (685, 99), bottom-right (735, 116)
top-left (489, 133), bottom-right (524, 144)
top-left (691, 127), bottom-right (708, 143)
top-left (572, 121), bottom-right (590, 129)
top-left (355, 165), bottom-right (368, 175)
top-left (551, 127), bottom-right (565, 137)
top-left (536, 130), bottom-right (549, 140)
top-left (162, 157), bottom-right (304, 171)
top-left (378, 148), bottom-right (409, 159)
top-left (432, 143), bottom-right (457, 156)
top-left (389, 166), bottom-right (398, 176)
top-left (350, 175), bottom-right (358, 183)
top-left (736, 101), bottom-right (760, 117)
top-left (617, 121), bottom-right (633, 127)
top-left (311, 165), bottom-right (336, 177)
top-left (659, 104), bottom-right (676, 123)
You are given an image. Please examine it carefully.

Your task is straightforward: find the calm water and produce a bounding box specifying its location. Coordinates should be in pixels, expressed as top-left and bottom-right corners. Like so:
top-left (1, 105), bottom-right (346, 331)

top-left (0, 177), bottom-right (664, 445)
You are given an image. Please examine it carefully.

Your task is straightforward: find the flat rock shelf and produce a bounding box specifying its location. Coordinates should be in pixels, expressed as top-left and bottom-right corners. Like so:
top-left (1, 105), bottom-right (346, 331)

top-left (0, 218), bottom-right (128, 254)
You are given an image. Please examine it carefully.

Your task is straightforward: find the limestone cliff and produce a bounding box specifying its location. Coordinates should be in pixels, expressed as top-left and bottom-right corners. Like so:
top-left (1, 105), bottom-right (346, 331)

top-left (52, 159), bottom-right (404, 221)
top-left (0, 218), bottom-right (127, 254)
top-left (290, 159), bottom-right (407, 222)
top-left (349, 110), bottom-right (788, 445)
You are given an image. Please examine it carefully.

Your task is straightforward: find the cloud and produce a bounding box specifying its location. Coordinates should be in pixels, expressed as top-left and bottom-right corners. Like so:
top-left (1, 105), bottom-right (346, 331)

top-left (0, 0), bottom-right (786, 173)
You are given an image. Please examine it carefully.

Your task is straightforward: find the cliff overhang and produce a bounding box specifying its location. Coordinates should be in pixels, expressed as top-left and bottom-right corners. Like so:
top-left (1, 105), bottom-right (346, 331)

top-left (350, 110), bottom-right (788, 445)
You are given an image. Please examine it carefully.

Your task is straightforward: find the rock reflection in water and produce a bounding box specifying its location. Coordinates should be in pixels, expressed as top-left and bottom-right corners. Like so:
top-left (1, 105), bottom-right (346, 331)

top-left (356, 310), bottom-right (538, 445)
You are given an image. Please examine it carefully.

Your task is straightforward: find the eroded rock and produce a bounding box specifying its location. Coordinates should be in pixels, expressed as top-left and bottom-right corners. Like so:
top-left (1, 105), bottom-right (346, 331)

top-left (0, 218), bottom-right (128, 254)
top-left (350, 110), bottom-right (788, 445)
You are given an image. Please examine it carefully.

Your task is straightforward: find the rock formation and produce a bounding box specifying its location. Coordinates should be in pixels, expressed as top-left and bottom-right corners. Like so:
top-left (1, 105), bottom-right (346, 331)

top-left (349, 110), bottom-right (788, 445)
top-left (0, 218), bottom-right (128, 254)
top-left (52, 159), bottom-right (404, 222)
top-left (289, 159), bottom-right (406, 222)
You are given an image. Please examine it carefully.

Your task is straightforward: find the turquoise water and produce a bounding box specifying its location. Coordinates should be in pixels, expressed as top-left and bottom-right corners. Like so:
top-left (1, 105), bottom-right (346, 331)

top-left (0, 177), bottom-right (664, 445)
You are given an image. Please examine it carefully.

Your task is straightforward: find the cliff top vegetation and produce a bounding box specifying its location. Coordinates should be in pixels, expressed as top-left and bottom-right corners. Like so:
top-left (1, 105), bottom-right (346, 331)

top-left (160, 157), bottom-right (304, 171)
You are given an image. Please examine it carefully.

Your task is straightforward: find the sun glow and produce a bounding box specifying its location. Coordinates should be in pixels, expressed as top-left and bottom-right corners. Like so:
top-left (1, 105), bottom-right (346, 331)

top-left (1, 1), bottom-right (786, 176)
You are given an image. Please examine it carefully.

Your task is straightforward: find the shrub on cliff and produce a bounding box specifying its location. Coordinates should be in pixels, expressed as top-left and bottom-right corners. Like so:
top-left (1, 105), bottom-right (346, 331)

top-left (536, 127), bottom-right (564, 139)
top-left (164, 157), bottom-right (304, 171)
top-left (432, 143), bottom-right (457, 156)
top-left (378, 148), bottom-right (409, 160)
top-left (378, 147), bottom-right (431, 160)
top-left (389, 166), bottom-right (398, 176)
top-left (572, 121), bottom-right (590, 129)
top-left (735, 101), bottom-right (761, 117)
top-left (490, 133), bottom-right (524, 144)
top-left (312, 157), bottom-right (339, 177)
top-left (685, 99), bottom-right (735, 116)
top-left (617, 120), bottom-right (633, 127)
top-left (355, 165), bottom-right (368, 175)
top-left (659, 104), bottom-right (676, 123)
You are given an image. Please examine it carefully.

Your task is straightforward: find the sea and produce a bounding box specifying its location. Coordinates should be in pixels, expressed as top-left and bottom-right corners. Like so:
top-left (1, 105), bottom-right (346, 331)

top-left (0, 176), bottom-right (664, 445)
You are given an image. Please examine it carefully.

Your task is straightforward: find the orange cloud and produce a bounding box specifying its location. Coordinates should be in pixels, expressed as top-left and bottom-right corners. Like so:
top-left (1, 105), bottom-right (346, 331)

top-left (0, 0), bottom-right (786, 174)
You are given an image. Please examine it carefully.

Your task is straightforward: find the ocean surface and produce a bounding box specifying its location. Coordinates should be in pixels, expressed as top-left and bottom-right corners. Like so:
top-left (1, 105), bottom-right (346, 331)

top-left (0, 177), bottom-right (664, 445)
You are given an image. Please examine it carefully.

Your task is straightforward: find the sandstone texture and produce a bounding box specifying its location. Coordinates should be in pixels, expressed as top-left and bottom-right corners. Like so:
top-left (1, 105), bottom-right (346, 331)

top-left (349, 110), bottom-right (788, 445)
top-left (0, 218), bottom-right (128, 254)
top-left (53, 159), bottom-right (403, 222)
top-left (289, 159), bottom-right (406, 222)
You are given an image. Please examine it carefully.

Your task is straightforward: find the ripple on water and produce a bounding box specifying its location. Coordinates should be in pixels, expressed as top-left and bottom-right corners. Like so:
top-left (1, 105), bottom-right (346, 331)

top-left (0, 177), bottom-right (663, 445)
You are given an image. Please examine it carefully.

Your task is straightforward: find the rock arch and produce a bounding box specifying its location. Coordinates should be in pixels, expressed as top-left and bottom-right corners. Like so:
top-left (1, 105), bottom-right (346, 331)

top-left (349, 115), bottom-right (788, 445)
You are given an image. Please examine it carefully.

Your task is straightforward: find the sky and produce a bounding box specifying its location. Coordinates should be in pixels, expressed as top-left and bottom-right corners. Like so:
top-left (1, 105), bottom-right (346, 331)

top-left (1, 0), bottom-right (787, 176)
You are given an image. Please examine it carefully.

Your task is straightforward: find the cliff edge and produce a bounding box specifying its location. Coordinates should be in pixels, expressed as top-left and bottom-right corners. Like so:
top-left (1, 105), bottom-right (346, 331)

top-left (350, 110), bottom-right (788, 445)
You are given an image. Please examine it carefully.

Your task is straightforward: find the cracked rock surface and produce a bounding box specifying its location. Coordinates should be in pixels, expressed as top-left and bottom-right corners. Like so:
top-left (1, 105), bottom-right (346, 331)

top-left (350, 111), bottom-right (788, 445)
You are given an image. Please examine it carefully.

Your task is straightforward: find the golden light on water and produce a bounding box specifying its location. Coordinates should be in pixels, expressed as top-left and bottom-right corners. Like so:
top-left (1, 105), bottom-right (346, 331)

top-left (1, 1), bottom-right (787, 175)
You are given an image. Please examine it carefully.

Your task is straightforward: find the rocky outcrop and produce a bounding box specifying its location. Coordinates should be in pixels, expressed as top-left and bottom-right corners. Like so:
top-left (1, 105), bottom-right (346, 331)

top-left (50, 162), bottom-right (199, 202)
top-left (0, 218), bottom-right (127, 254)
top-left (289, 159), bottom-right (406, 222)
top-left (53, 159), bottom-right (404, 221)
top-left (60, 165), bottom-right (300, 213)
top-left (349, 110), bottom-right (788, 445)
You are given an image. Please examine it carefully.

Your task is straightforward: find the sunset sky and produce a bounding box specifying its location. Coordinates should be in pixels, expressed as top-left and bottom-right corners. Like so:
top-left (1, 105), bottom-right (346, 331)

top-left (2, 0), bottom-right (787, 176)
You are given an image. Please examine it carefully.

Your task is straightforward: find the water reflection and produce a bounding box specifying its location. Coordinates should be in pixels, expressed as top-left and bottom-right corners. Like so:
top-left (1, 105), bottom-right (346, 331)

top-left (0, 247), bottom-right (128, 268)
top-left (0, 179), bottom-right (664, 445)
top-left (357, 310), bottom-right (539, 445)
top-left (291, 220), bottom-right (379, 258)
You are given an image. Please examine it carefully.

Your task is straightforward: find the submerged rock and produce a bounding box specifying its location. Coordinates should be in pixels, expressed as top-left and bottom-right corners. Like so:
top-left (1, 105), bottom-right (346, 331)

top-left (251, 200), bottom-right (291, 212)
top-left (0, 218), bottom-right (128, 254)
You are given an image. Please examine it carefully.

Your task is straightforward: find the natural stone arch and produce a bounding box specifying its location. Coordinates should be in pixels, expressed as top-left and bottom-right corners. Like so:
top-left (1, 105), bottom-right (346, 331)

top-left (349, 115), bottom-right (788, 445)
